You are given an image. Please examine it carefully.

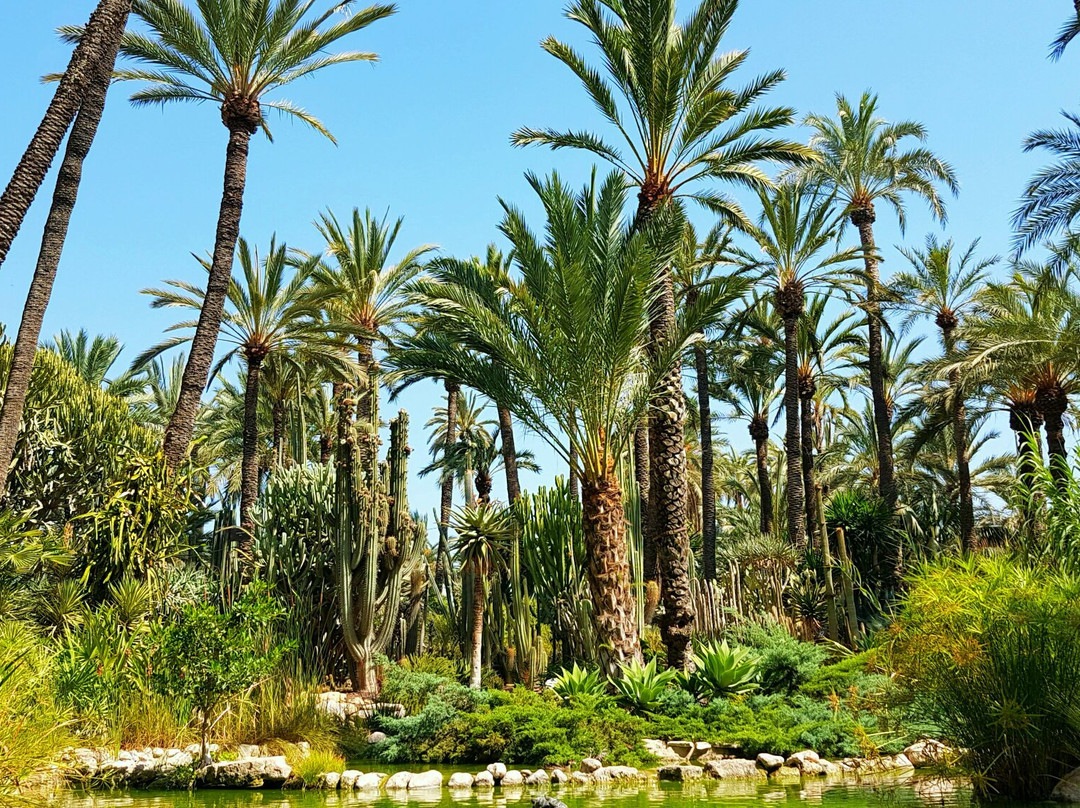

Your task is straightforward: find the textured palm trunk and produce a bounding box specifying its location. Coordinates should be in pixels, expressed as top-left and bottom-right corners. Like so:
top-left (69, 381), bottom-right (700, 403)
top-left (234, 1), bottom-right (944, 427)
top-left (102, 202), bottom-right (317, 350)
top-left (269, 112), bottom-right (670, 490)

top-left (851, 207), bottom-right (897, 515)
top-left (319, 435), bottom-right (333, 465)
top-left (497, 405), bottom-right (521, 502)
top-left (0, 0), bottom-right (131, 273)
top-left (435, 381), bottom-right (458, 593)
top-left (634, 420), bottom-right (654, 580)
top-left (781, 314), bottom-right (806, 548)
top-left (1037, 386), bottom-right (1069, 481)
top-left (468, 565), bottom-right (485, 689)
top-left (355, 337), bottom-right (377, 470)
top-left (694, 340), bottom-right (716, 580)
top-left (238, 351), bottom-right (264, 562)
top-left (163, 114), bottom-right (256, 471)
top-left (0, 5), bottom-right (129, 501)
top-left (569, 442), bottom-right (580, 499)
top-left (581, 475), bottom-right (642, 676)
top-left (749, 415), bottom-right (773, 535)
top-left (799, 388), bottom-right (818, 546)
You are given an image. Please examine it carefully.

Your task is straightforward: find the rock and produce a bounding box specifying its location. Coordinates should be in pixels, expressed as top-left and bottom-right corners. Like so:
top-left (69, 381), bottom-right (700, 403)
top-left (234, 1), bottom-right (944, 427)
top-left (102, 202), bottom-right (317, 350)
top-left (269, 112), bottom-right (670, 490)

top-left (296, 741), bottom-right (311, 756)
top-left (62, 747), bottom-right (103, 776)
top-left (366, 731), bottom-right (388, 745)
top-left (785, 750), bottom-right (820, 769)
top-left (580, 757), bottom-right (602, 773)
top-left (448, 772), bottom-right (475, 788)
top-left (474, 770), bottom-right (495, 787)
top-left (570, 771), bottom-right (592, 785)
top-left (526, 769), bottom-right (551, 785)
top-left (409, 770), bottom-right (443, 790)
top-left (521, 769), bottom-right (533, 779)
top-left (384, 770), bottom-right (412, 789)
top-left (502, 770), bottom-right (525, 786)
top-left (592, 765), bottom-right (644, 782)
top-left (550, 768), bottom-right (569, 785)
top-left (158, 749), bottom-right (193, 771)
top-left (643, 738), bottom-right (683, 763)
top-left (237, 744), bottom-right (260, 759)
top-left (356, 772), bottom-right (384, 790)
top-left (533, 797), bottom-right (569, 808)
top-left (705, 759), bottom-right (767, 780)
top-left (756, 753), bottom-right (785, 772)
top-left (667, 740), bottom-right (695, 759)
top-left (318, 771), bottom-right (342, 789)
top-left (904, 740), bottom-right (951, 768)
top-left (886, 754), bottom-right (915, 771)
top-left (340, 769), bottom-right (361, 789)
top-left (658, 764), bottom-right (704, 782)
top-left (487, 762), bottom-right (508, 780)
top-left (693, 742), bottom-right (713, 760)
top-left (200, 756), bottom-right (292, 788)
top-left (915, 777), bottom-right (959, 803)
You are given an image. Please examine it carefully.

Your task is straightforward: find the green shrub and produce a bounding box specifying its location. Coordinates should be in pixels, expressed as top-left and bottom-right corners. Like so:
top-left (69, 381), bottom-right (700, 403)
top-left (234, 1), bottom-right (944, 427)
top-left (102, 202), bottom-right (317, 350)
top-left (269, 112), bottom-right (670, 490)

top-left (610, 657), bottom-right (677, 713)
top-left (288, 747), bottom-right (344, 786)
top-left (678, 639), bottom-right (760, 700)
top-left (378, 659), bottom-right (481, 716)
top-left (652, 686), bottom-right (696, 717)
top-left (728, 620), bottom-right (828, 694)
top-left (552, 663), bottom-right (608, 703)
top-left (800, 651), bottom-right (887, 700)
top-left (399, 654), bottom-right (467, 682)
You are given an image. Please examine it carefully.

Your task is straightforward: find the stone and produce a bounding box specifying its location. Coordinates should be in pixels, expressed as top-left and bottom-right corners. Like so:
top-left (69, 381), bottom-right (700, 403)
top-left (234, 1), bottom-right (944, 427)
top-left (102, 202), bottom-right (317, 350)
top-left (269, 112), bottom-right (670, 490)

top-left (474, 770), bottom-right (495, 787)
top-left (237, 744), bottom-right (260, 759)
top-left (592, 765), bottom-right (643, 782)
top-left (570, 771), bottom-right (592, 785)
top-left (356, 772), bottom-right (385, 790)
top-left (550, 768), bottom-right (569, 785)
top-left (756, 753), bottom-right (785, 772)
top-left (533, 797), bottom-right (569, 808)
top-left (658, 764), bottom-right (704, 782)
top-left (521, 769), bottom-right (533, 779)
top-left (318, 771), bottom-right (342, 789)
top-left (526, 769), bottom-right (551, 785)
top-left (502, 769), bottom-right (525, 786)
top-left (487, 761), bottom-right (508, 780)
top-left (579, 757), bottom-right (602, 773)
top-left (693, 742), bottom-right (713, 760)
top-left (667, 740), bottom-right (695, 759)
top-left (366, 731), bottom-right (387, 744)
top-left (904, 739), bottom-right (951, 768)
top-left (409, 770), bottom-right (444, 789)
top-left (448, 772), bottom-right (475, 788)
top-left (200, 756), bottom-right (292, 788)
top-left (340, 769), bottom-right (362, 789)
top-left (785, 750), bottom-right (820, 769)
top-left (643, 738), bottom-right (683, 763)
top-left (159, 749), bottom-right (193, 771)
top-left (706, 759), bottom-right (767, 780)
top-left (384, 770), bottom-right (412, 789)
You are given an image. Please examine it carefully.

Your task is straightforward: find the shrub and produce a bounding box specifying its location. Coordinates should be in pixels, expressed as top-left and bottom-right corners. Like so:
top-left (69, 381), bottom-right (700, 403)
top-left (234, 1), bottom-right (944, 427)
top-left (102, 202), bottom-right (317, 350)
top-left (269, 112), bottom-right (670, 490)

top-left (378, 658), bottom-right (481, 716)
top-left (890, 555), bottom-right (1080, 800)
top-left (800, 651), bottom-right (887, 700)
top-left (552, 663), bottom-right (608, 703)
top-left (678, 639), bottom-right (760, 700)
top-left (611, 657), bottom-right (677, 713)
top-left (728, 619), bottom-right (828, 694)
top-left (288, 747), bottom-right (344, 787)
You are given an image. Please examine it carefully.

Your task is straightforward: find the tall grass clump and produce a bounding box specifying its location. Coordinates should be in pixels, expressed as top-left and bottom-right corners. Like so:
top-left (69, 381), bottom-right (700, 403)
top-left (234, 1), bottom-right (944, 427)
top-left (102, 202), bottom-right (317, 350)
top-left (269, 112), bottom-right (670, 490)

top-left (889, 555), bottom-right (1080, 800)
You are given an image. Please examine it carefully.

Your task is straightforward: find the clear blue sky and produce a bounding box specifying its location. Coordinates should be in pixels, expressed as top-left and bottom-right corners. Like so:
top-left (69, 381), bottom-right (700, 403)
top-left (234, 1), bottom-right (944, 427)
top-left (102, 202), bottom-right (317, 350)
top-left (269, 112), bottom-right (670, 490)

top-left (0, 1), bottom-right (1073, 521)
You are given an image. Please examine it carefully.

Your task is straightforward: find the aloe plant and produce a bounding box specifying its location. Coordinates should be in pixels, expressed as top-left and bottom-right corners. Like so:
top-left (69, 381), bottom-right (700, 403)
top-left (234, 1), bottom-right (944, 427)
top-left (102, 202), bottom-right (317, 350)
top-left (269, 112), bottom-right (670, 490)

top-left (552, 662), bottom-right (608, 703)
top-left (610, 657), bottom-right (677, 713)
top-left (678, 639), bottom-right (761, 701)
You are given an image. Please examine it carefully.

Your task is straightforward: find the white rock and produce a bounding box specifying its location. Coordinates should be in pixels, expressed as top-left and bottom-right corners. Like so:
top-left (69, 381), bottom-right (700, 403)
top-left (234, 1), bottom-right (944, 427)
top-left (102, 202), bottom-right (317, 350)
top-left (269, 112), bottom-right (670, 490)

top-left (526, 769), bottom-right (551, 785)
top-left (501, 770), bottom-right (524, 786)
top-left (473, 770), bottom-right (495, 787)
top-left (904, 739), bottom-right (951, 768)
top-left (757, 753), bottom-right (785, 772)
top-left (319, 771), bottom-right (342, 789)
top-left (785, 750), bottom-right (820, 769)
top-left (487, 761), bottom-right (508, 780)
top-left (384, 770), bottom-right (412, 789)
top-left (1057, 767), bottom-right (1080, 803)
top-left (366, 731), bottom-right (387, 744)
top-left (658, 764), bottom-right (703, 781)
top-left (340, 769), bottom-right (362, 789)
top-left (570, 771), bottom-right (592, 785)
top-left (550, 768), bottom-right (569, 785)
top-left (409, 770), bottom-right (444, 789)
top-left (580, 757), bottom-right (602, 773)
top-left (200, 756), bottom-right (291, 788)
top-left (356, 772), bottom-right (384, 790)
top-left (448, 772), bottom-right (475, 788)
top-left (592, 765), bottom-right (643, 782)
top-left (706, 759), bottom-right (767, 780)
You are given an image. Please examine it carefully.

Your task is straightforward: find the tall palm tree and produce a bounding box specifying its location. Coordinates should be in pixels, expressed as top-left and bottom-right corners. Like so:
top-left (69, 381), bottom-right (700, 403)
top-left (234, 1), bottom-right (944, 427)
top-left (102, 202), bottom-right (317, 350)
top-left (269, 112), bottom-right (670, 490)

top-left (102, 0), bottom-right (395, 472)
top-left (894, 236), bottom-right (996, 551)
top-left (736, 182), bottom-right (859, 548)
top-left (513, 0), bottom-right (812, 662)
top-left (801, 92), bottom-right (957, 516)
top-left (136, 237), bottom-right (345, 565)
top-left (392, 171), bottom-right (726, 672)
top-left (48, 330), bottom-right (146, 398)
top-left (1014, 112), bottom-right (1080, 256)
top-left (1051, 1), bottom-right (1080, 58)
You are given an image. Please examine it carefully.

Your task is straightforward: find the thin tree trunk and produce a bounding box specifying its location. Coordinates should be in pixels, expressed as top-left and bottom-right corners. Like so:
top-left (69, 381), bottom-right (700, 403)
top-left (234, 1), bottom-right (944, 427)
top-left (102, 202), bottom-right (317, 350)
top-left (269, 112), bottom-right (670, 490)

top-left (581, 475), bottom-right (642, 676)
top-left (163, 120), bottom-right (254, 471)
top-left (569, 443), bottom-right (580, 499)
top-left (0, 4), bottom-right (129, 501)
top-left (852, 208), bottom-right (897, 515)
top-left (0, 0), bottom-right (131, 273)
top-left (238, 352), bottom-right (264, 566)
top-left (817, 485), bottom-right (839, 642)
top-left (436, 381), bottom-right (458, 593)
top-left (750, 416), bottom-right (773, 535)
top-left (634, 419), bottom-right (654, 581)
top-left (782, 315), bottom-right (806, 548)
top-left (835, 525), bottom-right (860, 646)
top-left (695, 341), bottom-right (716, 580)
top-left (355, 338), bottom-right (377, 469)
top-left (468, 567), bottom-right (484, 689)
top-left (950, 370), bottom-right (974, 552)
top-left (271, 400), bottom-right (285, 467)
top-left (497, 405), bottom-right (520, 502)
top-left (800, 392), bottom-right (819, 545)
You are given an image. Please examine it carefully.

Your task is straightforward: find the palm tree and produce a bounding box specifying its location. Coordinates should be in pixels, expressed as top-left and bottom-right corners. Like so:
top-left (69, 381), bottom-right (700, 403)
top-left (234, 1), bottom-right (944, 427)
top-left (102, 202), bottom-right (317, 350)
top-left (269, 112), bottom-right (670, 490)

top-left (103, 0), bottom-right (395, 472)
top-left (736, 182), bottom-right (859, 548)
top-left (514, 0), bottom-right (812, 661)
top-left (453, 503), bottom-right (512, 689)
top-left (47, 330), bottom-right (146, 399)
top-left (894, 236), bottom-right (996, 551)
top-left (392, 171), bottom-right (724, 672)
top-left (1050, 2), bottom-right (1080, 60)
top-left (136, 237), bottom-right (345, 565)
top-left (801, 92), bottom-right (957, 516)
top-left (1014, 113), bottom-right (1080, 256)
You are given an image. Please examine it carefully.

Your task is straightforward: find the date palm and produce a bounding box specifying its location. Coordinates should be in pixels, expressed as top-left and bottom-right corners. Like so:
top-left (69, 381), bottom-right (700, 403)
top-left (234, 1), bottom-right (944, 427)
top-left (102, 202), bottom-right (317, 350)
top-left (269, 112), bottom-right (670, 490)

top-left (98, 0), bottom-right (395, 472)
top-left (1014, 113), bottom-right (1080, 256)
top-left (801, 92), bottom-right (957, 516)
top-left (48, 330), bottom-right (146, 399)
top-left (894, 236), bottom-right (996, 551)
top-left (1051, 2), bottom-right (1080, 59)
top-left (514, 0), bottom-right (812, 663)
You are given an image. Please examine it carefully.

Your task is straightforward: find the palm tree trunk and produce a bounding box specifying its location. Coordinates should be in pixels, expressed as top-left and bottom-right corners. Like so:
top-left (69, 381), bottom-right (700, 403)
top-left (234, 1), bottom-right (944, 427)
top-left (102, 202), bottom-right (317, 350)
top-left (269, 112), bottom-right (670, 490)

top-left (749, 416), bottom-right (773, 535)
top-left (497, 405), bottom-right (521, 502)
top-left (569, 443), bottom-right (580, 499)
top-left (695, 341), bottom-right (716, 580)
top-left (800, 392), bottom-right (819, 545)
top-left (1037, 387), bottom-right (1069, 481)
top-left (0, 8), bottom-right (128, 502)
top-left (271, 400), bottom-right (285, 467)
top-left (162, 118), bottom-right (255, 471)
top-left (355, 337), bottom-right (377, 469)
top-left (817, 485), bottom-right (839, 642)
top-left (436, 381), bottom-right (458, 593)
top-left (949, 370), bottom-right (975, 552)
top-left (782, 314), bottom-right (806, 548)
top-left (634, 419), bottom-right (654, 580)
top-left (580, 475), bottom-right (642, 676)
top-left (238, 351), bottom-right (264, 565)
top-left (468, 567), bottom-right (484, 689)
top-left (0, 0), bottom-right (131, 273)
top-left (851, 207), bottom-right (897, 515)
top-left (835, 525), bottom-right (860, 645)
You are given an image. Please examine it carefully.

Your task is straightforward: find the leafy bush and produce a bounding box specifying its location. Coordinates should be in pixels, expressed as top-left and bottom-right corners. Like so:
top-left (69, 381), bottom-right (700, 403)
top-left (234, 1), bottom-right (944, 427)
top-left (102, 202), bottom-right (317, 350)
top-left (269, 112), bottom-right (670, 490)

top-left (611, 657), bottom-right (677, 713)
top-left (378, 658), bottom-right (480, 716)
top-left (800, 651), bottom-right (887, 700)
top-left (728, 619), bottom-right (828, 694)
top-left (399, 654), bottom-right (467, 681)
top-left (678, 639), bottom-right (760, 700)
top-left (552, 663), bottom-right (608, 703)
top-left (890, 555), bottom-right (1080, 800)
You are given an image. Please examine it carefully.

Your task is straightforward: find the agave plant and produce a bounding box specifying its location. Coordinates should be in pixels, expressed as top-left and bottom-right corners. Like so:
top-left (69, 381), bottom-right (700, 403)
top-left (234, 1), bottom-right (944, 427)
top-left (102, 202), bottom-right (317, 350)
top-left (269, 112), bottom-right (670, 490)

top-left (610, 656), bottom-right (677, 713)
top-left (552, 662), bottom-right (608, 703)
top-left (678, 639), bottom-right (761, 701)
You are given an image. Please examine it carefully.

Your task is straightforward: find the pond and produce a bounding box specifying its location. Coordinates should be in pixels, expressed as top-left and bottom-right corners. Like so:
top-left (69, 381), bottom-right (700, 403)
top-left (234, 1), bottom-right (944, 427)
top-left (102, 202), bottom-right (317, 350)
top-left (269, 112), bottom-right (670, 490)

top-left (46, 776), bottom-right (971, 808)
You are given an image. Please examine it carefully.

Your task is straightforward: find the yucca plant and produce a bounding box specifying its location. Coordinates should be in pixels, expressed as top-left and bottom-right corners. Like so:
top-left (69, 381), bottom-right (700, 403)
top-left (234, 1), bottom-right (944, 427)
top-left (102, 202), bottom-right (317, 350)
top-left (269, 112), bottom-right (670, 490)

top-left (610, 656), bottom-right (677, 713)
top-left (552, 663), bottom-right (608, 703)
top-left (678, 639), bottom-right (760, 701)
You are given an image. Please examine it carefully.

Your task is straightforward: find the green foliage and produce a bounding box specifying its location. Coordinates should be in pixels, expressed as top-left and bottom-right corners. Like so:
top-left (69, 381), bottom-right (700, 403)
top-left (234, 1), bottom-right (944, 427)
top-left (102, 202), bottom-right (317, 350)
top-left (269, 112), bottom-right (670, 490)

top-left (610, 657), bottom-right (677, 713)
top-left (552, 663), bottom-right (608, 703)
top-left (1012, 448), bottom-right (1080, 572)
top-left (378, 659), bottom-right (479, 716)
top-left (728, 619), bottom-right (829, 694)
top-left (399, 654), bottom-right (467, 682)
top-left (289, 747), bottom-right (344, 786)
top-left (679, 639), bottom-right (760, 700)
top-left (890, 555), bottom-right (1080, 800)
top-left (800, 651), bottom-right (887, 700)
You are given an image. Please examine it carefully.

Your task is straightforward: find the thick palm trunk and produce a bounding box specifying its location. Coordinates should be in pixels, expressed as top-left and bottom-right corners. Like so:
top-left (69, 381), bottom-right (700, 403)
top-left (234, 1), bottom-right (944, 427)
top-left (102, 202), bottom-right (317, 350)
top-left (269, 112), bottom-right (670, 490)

top-left (1010, 402), bottom-right (1043, 495)
top-left (468, 568), bottom-right (484, 689)
top-left (1037, 387), bottom-right (1069, 481)
top-left (581, 475), bottom-right (642, 675)
top-left (695, 341), bottom-right (716, 580)
top-left (497, 405), bottom-right (521, 502)
top-left (0, 7), bottom-right (128, 502)
top-left (355, 337), bottom-right (377, 469)
top-left (238, 352), bottom-right (264, 557)
top-left (851, 207), bottom-right (897, 514)
top-left (749, 416), bottom-right (773, 534)
top-left (163, 118), bottom-right (255, 471)
top-left (435, 381), bottom-right (458, 593)
top-left (0, 0), bottom-right (131, 273)
top-left (782, 315), bottom-right (806, 548)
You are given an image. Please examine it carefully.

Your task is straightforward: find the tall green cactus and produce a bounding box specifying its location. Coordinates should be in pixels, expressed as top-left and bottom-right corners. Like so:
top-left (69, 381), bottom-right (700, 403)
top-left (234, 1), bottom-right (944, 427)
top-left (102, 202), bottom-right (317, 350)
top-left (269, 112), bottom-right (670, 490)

top-left (335, 365), bottom-right (425, 693)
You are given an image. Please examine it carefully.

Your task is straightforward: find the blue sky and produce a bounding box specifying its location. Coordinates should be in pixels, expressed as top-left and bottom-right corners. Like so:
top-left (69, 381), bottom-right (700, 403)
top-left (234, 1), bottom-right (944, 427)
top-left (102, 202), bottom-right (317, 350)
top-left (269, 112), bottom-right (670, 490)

top-left (0, 1), bottom-right (1073, 521)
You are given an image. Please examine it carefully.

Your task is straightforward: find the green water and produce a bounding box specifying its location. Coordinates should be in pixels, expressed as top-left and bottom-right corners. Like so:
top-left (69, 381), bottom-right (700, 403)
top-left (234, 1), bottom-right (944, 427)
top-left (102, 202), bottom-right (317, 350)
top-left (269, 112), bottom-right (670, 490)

top-left (46, 776), bottom-right (972, 808)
